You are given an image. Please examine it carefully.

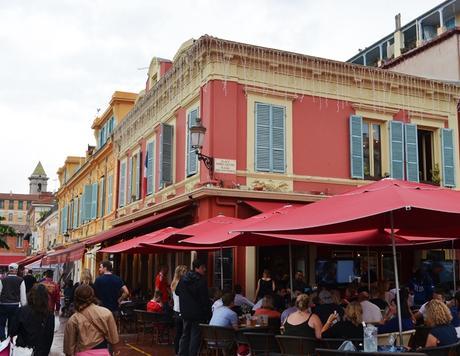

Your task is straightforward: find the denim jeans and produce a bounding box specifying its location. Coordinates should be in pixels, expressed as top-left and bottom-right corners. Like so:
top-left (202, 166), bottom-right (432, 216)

top-left (178, 319), bottom-right (201, 356)
top-left (0, 304), bottom-right (19, 340)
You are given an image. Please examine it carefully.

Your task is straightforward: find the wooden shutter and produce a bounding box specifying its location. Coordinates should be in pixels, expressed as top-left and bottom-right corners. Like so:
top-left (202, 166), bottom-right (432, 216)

top-left (84, 184), bottom-right (92, 222)
top-left (90, 182), bottom-right (98, 220)
top-left (127, 157), bottom-right (132, 204)
top-left (255, 103), bottom-right (271, 172)
top-left (119, 161), bottom-right (126, 207)
top-left (187, 108), bottom-right (199, 176)
top-left (349, 115), bottom-right (364, 179)
top-left (107, 175), bottom-right (113, 213)
top-left (100, 177), bottom-right (105, 217)
top-left (63, 205), bottom-right (68, 233)
top-left (390, 121), bottom-right (404, 180)
top-left (73, 198), bottom-right (78, 229)
top-left (442, 128), bottom-right (455, 187)
top-left (136, 152), bottom-right (141, 200)
top-left (146, 141), bottom-right (154, 195)
top-left (272, 105), bottom-right (286, 173)
top-left (160, 123), bottom-right (174, 187)
top-left (405, 123), bottom-right (419, 182)
top-left (79, 195), bottom-right (83, 225)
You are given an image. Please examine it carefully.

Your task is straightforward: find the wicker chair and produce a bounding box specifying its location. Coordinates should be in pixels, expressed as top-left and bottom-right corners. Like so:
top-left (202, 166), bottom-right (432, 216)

top-left (199, 324), bottom-right (236, 356)
top-left (275, 335), bottom-right (318, 356)
top-left (244, 332), bottom-right (280, 355)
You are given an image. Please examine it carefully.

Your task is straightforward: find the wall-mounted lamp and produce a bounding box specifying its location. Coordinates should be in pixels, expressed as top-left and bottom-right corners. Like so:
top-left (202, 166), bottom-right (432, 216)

top-left (190, 117), bottom-right (214, 177)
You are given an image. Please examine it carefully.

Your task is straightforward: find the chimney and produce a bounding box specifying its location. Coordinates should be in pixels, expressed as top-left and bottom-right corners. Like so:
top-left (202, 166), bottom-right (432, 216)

top-left (393, 13), bottom-right (405, 58)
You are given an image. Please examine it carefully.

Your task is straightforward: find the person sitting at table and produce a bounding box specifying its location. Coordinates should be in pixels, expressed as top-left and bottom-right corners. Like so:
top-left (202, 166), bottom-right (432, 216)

top-left (312, 289), bottom-right (344, 325)
top-left (423, 299), bottom-right (458, 348)
top-left (146, 290), bottom-right (163, 313)
top-left (414, 287), bottom-right (445, 322)
top-left (321, 301), bottom-right (364, 340)
top-left (254, 295), bottom-right (281, 319)
top-left (283, 294), bottom-right (322, 338)
top-left (377, 289), bottom-right (414, 334)
top-left (369, 285), bottom-right (388, 311)
top-left (358, 288), bottom-right (383, 324)
top-left (209, 293), bottom-right (238, 330)
top-left (281, 297), bottom-right (298, 324)
top-left (210, 287), bottom-right (223, 312)
top-left (233, 285), bottom-right (254, 308)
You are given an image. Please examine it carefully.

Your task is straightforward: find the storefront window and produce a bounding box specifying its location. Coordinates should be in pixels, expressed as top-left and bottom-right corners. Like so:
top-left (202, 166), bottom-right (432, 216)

top-left (214, 248), bottom-right (233, 290)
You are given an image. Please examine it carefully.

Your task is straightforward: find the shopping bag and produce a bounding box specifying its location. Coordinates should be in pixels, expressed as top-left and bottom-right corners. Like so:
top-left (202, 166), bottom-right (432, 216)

top-left (0, 337), bottom-right (10, 356)
top-left (10, 345), bottom-right (33, 356)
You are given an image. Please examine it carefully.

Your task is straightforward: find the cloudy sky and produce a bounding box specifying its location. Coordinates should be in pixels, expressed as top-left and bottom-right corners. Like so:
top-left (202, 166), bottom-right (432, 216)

top-left (0, 0), bottom-right (441, 193)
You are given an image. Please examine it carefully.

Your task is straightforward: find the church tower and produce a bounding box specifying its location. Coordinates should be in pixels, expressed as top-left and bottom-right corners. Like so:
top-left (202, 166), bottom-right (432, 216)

top-left (29, 161), bottom-right (48, 194)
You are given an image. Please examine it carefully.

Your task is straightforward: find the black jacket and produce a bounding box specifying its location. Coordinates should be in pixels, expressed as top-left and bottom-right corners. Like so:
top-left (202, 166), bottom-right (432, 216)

top-left (9, 305), bottom-right (54, 356)
top-left (175, 271), bottom-right (211, 321)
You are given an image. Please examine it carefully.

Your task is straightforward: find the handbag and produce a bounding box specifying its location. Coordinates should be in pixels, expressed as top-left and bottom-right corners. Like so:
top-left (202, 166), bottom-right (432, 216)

top-left (9, 345), bottom-right (33, 356)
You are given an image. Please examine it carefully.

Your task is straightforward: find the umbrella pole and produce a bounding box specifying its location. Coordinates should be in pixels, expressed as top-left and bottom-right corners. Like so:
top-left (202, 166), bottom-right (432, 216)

top-left (390, 211), bottom-right (403, 345)
top-left (367, 247), bottom-right (371, 292)
top-left (220, 246), bottom-right (224, 290)
top-left (289, 242), bottom-right (294, 296)
top-left (452, 240), bottom-right (457, 292)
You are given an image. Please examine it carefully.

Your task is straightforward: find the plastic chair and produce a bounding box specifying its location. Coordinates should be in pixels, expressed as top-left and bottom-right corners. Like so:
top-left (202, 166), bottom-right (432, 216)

top-left (377, 329), bottom-right (416, 347)
top-left (315, 349), bottom-right (428, 355)
top-left (418, 340), bottom-right (460, 356)
top-left (275, 335), bottom-right (318, 356)
top-left (244, 332), bottom-right (280, 355)
top-left (199, 324), bottom-right (236, 356)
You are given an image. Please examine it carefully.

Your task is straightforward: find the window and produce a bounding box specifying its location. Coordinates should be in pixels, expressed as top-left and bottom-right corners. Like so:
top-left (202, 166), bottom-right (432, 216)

top-left (73, 197), bottom-right (79, 229)
top-left (0, 200), bottom-right (3, 209)
top-left (255, 102), bottom-right (286, 173)
top-left (8, 201), bottom-right (14, 210)
top-left (99, 177), bottom-right (105, 217)
top-left (16, 234), bottom-right (23, 248)
top-left (17, 212), bottom-right (22, 223)
top-left (146, 141), bottom-right (155, 195)
top-left (26, 201), bottom-right (30, 209)
top-left (90, 182), bottom-right (98, 220)
top-left (8, 213), bottom-right (12, 222)
top-left (362, 122), bottom-right (382, 179)
top-left (187, 108), bottom-right (199, 176)
top-left (159, 124), bottom-right (174, 188)
top-left (107, 175), bottom-right (113, 213)
top-left (17, 201), bottom-right (23, 210)
top-left (119, 161), bottom-right (127, 207)
top-left (418, 129), bottom-right (433, 182)
top-left (130, 152), bottom-right (140, 202)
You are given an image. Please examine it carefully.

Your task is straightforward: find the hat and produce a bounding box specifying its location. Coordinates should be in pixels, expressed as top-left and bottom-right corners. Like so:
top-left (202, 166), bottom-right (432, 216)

top-left (319, 290), bottom-right (333, 304)
top-left (8, 263), bottom-right (19, 271)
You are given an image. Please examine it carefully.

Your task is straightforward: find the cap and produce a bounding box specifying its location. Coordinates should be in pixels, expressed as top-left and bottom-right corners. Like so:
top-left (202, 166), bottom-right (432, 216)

top-left (8, 263), bottom-right (19, 271)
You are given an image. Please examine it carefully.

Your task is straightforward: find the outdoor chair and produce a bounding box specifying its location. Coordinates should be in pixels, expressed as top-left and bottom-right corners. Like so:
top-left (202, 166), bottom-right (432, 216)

top-left (199, 324), bottom-right (236, 356)
top-left (320, 338), bottom-right (362, 349)
top-left (275, 335), bottom-right (318, 356)
top-left (418, 340), bottom-right (460, 356)
top-left (118, 301), bottom-right (137, 333)
top-left (134, 310), bottom-right (172, 345)
top-left (377, 329), bottom-right (416, 347)
top-left (244, 332), bottom-right (280, 355)
top-left (267, 317), bottom-right (281, 334)
top-left (315, 349), bottom-right (427, 356)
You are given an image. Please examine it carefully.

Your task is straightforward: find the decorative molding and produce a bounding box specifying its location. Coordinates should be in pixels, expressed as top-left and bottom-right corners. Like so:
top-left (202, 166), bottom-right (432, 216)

top-left (244, 86), bottom-right (298, 100)
top-left (351, 103), bottom-right (400, 115)
top-left (408, 111), bottom-right (448, 122)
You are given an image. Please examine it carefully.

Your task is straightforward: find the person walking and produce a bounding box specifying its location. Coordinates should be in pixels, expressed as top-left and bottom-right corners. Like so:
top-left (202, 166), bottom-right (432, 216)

top-left (171, 264), bottom-right (188, 355)
top-left (93, 261), bottom-right (129, 314)
top-left (254, 269), bottom-right (275, 302)
top-left (23, 270), bottom-right (37, 293)
top-left (0, 263), bottom-right (27, 341)
top-left (9, 284), bottom-right (55, 355)
top-left (64, 284), bottom-right (119, 356)
top-left (40, 269), bottom-right (61, 313)
top-left (176, 260), bottom-right (211, 356)
top-left (155, 265), bottom-right (170, 304)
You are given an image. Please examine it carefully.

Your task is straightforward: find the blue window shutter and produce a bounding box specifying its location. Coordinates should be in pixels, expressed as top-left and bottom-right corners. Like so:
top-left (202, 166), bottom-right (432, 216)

top-left (349, 115), bottom-right (364, 179)
top-left (119, 162), bottom-right (126, 207)
top-left (84, 184), bottom-right (92, 222)
top-left (146, 142), bottom-right (154, 195)
top-left (79, 194), bottom-right (83, 225)
top-left (160, 123), bottom-right (174, 187)
top-left (442, 128), bottom-right (455, 187)
top-left (107, 175), bottom-right (113, 213)
top-left (272, 105), bottom-right (286, 173)
top-left (59, 208), bottom-right (63, 234)
top-left (91, 182), bottom-right (98, 219)
top-left (405, 124), bottom-right (419, 182)
top-left (255, 103), bottom-right (271, 172)
top-left (126, 157), bottom-right (132, 204)
top-left (73, 199), bottom-right (78, 229)
top-left (390, 121), bottom-right (404, 180)
top-left (187, 109), bottom-right (199, 176)
top-left (63, 205), bottom-right (68, 233)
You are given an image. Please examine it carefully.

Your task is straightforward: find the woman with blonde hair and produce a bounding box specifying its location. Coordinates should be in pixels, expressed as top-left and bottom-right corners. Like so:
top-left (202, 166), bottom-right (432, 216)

top-left (171, 265), bottom-right (188, 355)
top-left (284, 294), bottom-right (322, 338)
top-left (321, 301), bottom-right (364, 340)
top-left (424, 299), bottom-right (457, 348)
top-left (80, 269), bottom-right (94, 286)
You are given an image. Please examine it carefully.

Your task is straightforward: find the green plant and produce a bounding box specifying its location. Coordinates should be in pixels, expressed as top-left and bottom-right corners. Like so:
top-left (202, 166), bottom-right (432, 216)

top-left (431, 163), bottom-right (440, 184)
top-left (0, 217), bottom-right (13, 249)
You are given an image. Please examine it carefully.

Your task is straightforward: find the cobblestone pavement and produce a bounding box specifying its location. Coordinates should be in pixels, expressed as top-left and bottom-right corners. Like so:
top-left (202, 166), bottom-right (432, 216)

top-left (50, 316), bottom-right (175, 356)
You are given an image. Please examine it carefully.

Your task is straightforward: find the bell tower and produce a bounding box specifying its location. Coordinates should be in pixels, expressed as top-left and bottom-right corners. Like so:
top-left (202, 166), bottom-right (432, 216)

top-left (29, 161), bottom-right (48, 194)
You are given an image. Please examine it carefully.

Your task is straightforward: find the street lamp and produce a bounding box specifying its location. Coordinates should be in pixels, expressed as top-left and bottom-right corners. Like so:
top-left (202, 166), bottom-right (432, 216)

top-left (190, 117), bottom-right (214, 176)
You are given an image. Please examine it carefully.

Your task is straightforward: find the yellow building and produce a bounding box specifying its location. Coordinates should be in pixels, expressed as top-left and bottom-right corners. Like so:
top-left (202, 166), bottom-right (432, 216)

top-left (55, 91), bottom-right (136, 273)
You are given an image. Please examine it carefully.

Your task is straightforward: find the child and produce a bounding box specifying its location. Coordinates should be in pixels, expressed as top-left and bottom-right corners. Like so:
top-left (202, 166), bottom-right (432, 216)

top-left (147, 290), bottom-right (163, 313)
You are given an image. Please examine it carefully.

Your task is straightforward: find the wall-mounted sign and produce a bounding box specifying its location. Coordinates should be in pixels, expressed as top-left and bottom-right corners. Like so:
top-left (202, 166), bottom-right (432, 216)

top-left (214, 158), bottom-right (236, 174)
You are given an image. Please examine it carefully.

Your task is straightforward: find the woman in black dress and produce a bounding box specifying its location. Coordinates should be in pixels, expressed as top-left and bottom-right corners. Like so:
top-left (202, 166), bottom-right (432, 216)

top-left (321, 301), bottom-right (364, 341)
top-left (9, 284), bottom-right (55, 356)
top-left (254, 269), bottom-right (276, 302)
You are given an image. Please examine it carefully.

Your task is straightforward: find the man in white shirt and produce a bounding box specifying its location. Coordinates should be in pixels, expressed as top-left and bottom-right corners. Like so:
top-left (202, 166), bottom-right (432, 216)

top-left (210, 293), bottom-right (238, 330)
top-left (359, 289), bottom-right (383, 323)
top-left (233, 285), bottom-right (254, 308)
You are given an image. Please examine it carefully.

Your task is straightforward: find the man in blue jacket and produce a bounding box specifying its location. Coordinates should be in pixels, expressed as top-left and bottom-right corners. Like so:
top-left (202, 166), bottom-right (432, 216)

top-left (176, 259), bottom-right (211, 356)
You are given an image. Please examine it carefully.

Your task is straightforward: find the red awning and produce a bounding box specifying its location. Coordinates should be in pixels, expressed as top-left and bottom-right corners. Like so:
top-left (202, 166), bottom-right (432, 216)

top-left (242, 200), bottom-right (303, 213)
top-left (84, 205), bottom-right (191, 247)
top-left (42, 243), bottom-right (85, 265)
top-left (17, 254), bottom-right (45, 267)
top-left (173, 215), bottom-right (241, 238)
top-left (139, 243), bottom-right (219, 252)
top-left (0, 255), bottom-right (26, 267)
top-left (99, 227), bottom-right (179, 254)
